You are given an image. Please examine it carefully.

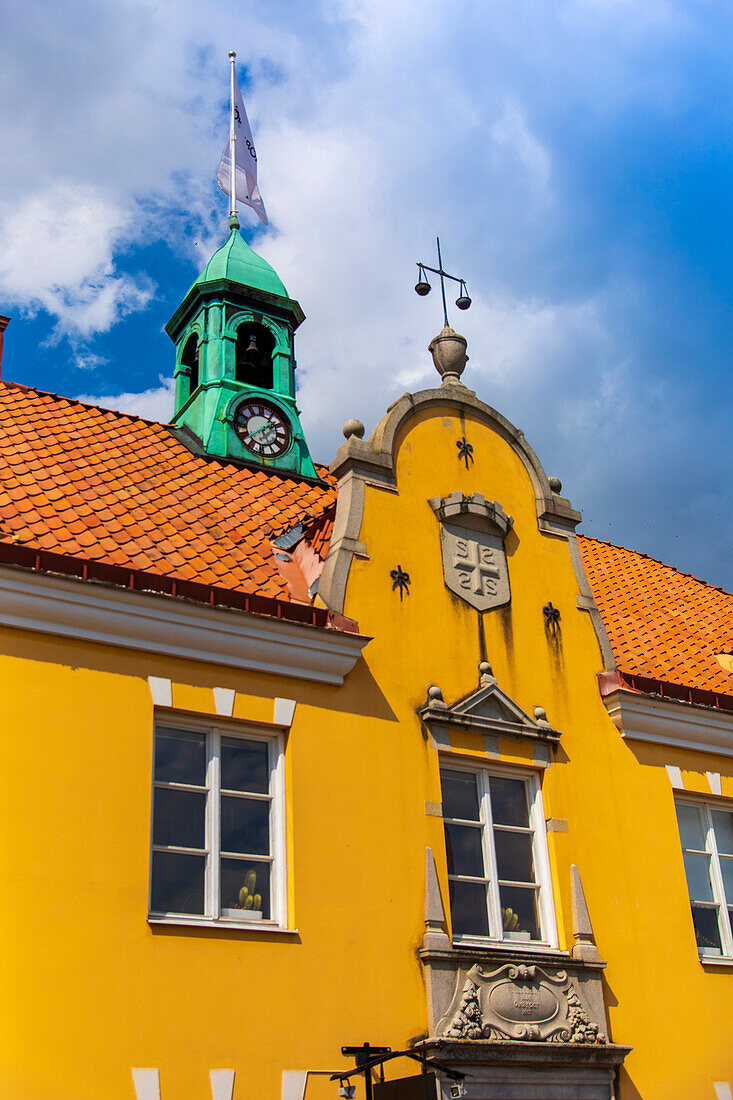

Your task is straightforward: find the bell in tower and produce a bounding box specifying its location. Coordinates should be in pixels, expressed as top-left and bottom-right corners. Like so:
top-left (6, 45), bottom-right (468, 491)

top-left (235, 325), bottom-right (274, 390)
top-left (165, 223), bottom-right (318, 480)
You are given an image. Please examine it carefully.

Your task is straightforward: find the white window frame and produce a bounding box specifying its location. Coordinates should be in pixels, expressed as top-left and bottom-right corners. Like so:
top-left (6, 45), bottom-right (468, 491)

top-left (440, 759), bottom-right (557, 948)
top-left (149, 716), bottom-right (287, 929)
top-left (675, 795), bottom-right (733, 959)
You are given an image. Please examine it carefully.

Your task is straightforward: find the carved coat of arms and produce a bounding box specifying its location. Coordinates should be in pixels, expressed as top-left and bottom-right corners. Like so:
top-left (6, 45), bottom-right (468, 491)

top-left (429, 493), bottom-right (512, 612)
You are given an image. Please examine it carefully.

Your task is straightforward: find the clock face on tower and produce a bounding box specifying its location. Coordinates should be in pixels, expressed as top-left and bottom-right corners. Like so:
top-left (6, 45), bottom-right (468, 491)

top-left (234, 399), bottom-right (292, 458)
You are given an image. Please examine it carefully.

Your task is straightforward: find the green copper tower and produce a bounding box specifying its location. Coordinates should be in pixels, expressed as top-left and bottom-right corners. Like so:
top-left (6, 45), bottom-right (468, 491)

top-left (166, 224), bottom-right (318, 479)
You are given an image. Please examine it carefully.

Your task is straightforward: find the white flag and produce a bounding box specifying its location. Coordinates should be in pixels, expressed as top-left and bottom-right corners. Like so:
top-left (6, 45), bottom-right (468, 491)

top-left (218, 72), bottom-right (268, 226)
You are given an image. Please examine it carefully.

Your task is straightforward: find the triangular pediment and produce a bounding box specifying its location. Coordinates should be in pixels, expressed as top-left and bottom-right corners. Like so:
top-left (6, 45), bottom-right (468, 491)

top-left (419, 663), bottom-right (561, 743)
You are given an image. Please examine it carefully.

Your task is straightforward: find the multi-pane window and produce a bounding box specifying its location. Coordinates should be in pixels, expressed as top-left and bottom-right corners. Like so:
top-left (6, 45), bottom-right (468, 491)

top-left (675, 799), bottom-right (733, 957)
top-left (150, 724), bottom-right (285, 925)
top-left (440, 765), bottom-right (554, 944)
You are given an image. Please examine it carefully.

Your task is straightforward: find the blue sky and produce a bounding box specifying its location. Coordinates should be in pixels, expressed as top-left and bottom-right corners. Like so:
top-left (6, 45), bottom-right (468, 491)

top-left (1, 0), bottom-right (732, 589)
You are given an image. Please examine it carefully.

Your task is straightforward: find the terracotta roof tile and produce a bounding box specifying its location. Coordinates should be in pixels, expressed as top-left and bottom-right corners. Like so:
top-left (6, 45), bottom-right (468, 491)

top-left (578, 535), bottom-right (733, 694)
top-left (0, 381), bottom-right (335, 600)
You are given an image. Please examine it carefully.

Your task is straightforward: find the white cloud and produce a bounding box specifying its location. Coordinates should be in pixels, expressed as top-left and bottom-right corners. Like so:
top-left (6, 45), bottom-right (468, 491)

top-left (0, 183), bottom-right (153, 338)
top-left (491, 103), bottom-right (552, 197)
top-left (73, 351), bottom-right (109, 372)
top-left (76, 376), bottom-right (175, 423)
top-left (1, 0), bottom-right (731, 585)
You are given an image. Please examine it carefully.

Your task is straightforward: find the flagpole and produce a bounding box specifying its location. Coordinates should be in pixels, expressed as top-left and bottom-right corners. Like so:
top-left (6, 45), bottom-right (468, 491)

top-left (228, 51), bottom-right (238, 229)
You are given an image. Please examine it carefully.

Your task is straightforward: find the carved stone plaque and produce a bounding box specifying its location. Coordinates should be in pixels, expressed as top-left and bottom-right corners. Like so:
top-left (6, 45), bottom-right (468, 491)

top-left (429, 493), bottom-right (511, 612)
top-left (441, 963), bottom-right (605, 1045)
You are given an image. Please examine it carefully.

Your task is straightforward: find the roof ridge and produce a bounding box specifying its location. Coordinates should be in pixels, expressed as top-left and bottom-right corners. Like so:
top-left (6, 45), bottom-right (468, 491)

top-left (0, 379), bottom-right (332, 477)
top-left (0, 379), bottom-right (167, 429)
top-left (578, 533), bottom-right (732, 599)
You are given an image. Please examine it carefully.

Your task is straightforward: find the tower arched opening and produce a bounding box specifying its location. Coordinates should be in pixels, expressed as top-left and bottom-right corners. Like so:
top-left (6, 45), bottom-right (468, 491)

top-left (235, 323), bottom-right (275, 390)
top-left (180, 333), bottom-right (200, 397)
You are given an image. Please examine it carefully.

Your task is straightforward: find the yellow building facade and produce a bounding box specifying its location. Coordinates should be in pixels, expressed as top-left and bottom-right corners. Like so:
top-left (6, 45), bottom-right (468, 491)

top-left (0, 236), bottom-right (732, 1100)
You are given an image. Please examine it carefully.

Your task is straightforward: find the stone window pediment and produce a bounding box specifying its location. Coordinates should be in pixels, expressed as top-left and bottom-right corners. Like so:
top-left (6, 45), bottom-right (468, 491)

top-left (419, 662), bottom-right (561, 745)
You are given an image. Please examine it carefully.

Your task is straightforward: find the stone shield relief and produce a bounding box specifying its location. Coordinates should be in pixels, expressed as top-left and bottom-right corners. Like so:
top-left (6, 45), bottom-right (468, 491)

top-left (429, 493), bottom-right (511, 613)
top-left (440, 522), bottom-right (510, 612)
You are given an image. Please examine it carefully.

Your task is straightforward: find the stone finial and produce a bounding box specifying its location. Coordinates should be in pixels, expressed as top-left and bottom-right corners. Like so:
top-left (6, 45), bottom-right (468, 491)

top-left (426, 684), bottom-right (447, 711)
top-left (428, 326), bottom-right (468, 386)
top-left (343, 418), bottom-right (365, 440)
top-left (571, 864), bottom-right (600, 961)
top-left (548, 476), bottom-right (562, 493)
top-left (423, 847), bottom-right (450, 950)
top-left (533, 706), bottom-right (552, 730)
top-left (478, 661), bottom-right (496, 687)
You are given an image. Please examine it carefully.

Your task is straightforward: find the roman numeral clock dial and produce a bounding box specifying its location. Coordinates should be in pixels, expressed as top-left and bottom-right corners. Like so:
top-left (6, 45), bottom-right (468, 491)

top-left (234, 400), bottom-right (292, 458)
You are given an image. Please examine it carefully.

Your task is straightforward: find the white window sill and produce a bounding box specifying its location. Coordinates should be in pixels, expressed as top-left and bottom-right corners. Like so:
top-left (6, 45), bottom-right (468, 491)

top-left (453, 938), bottom-right (563, 955)
top-left (148, 916), bottom-right (299, 934)
top-left (699, 955), bottom-right (733, 969)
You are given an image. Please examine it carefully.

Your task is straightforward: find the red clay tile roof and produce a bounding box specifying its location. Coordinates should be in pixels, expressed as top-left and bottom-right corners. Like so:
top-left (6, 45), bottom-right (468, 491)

top-left (578, 535), bottom-right (733, 695)
top-left (3, 382), bottom-right (731, 683)
top-left (302, 507), bottom-right (335, 558)
top-left (0, 381), bottom-right (334, 600)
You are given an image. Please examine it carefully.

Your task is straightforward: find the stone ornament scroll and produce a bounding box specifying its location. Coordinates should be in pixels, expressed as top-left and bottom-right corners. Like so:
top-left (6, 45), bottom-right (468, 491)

top-left (441, 963), bottom-right (605, 1045)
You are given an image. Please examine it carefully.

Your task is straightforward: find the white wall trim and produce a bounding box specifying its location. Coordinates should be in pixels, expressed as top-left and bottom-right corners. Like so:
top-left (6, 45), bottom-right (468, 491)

top-left (132, 1068), bottom-right (160, 1100)
top-left (274, 697), bottom-right (297, 726)
top-left (665, 764), bottom-right (684, 789)
top-left (147, 676), bottom-right (172, 707)
top-left (214, 687), bottom-right (235, 716)
top-left (707, 771), bottom-right (722, 796)
top-left (604, 688), bottom-right (733, 758)
top-left (282, 1071), bottom-right (309, 1100)
top-left (0, 566), bottom-right (368, 685)
top-left (210, 1069), bottom-right (235, 1100)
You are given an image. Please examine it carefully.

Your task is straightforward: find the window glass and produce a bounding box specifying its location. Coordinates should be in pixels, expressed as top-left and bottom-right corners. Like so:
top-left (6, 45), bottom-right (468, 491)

top-left (441, 769), bottom-right (480, 821)
top-left (155, 728), bottom-right (206, 785)
top-left (495, 830), bottom-right (534, 883)
top-left (498, 884), bottom-right (539, 941)
top-left (449, 880), bottom-right (490, 938)
top-left (221, 737), bottom-right (269, 794)
top-left (490, 776), bottom-right (529, 827)
top-left (720, 858), bottom-right (733, 898)
top-left (440, 766), bottom-right (550, 943)
top-left (220, 859), bottom-right (271, 919)
top-left (151, 851), bottom-right (205, 915)
top-left (220, 796), bottom-right (270, 856)
top-left (445, 823), bottom-right (484, 878)
top-left (676, 803), bottom-right (706, 850)
top-left (151, 726), bottom-right (280, 924)
top-left (153, 788), bottom-right (206, 850)
top-left (690, 906), bottom-right (722, 955)
top-left (682, 852), bottom-right (715, 903)
top-left (675, 798), bottom-right (733, 958)
top-left (712, 810), bottom-right (733, 856)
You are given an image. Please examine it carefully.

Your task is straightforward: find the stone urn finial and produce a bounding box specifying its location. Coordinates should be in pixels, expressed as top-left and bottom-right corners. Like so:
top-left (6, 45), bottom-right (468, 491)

top-left (429, 325), bottom-right (468, 386)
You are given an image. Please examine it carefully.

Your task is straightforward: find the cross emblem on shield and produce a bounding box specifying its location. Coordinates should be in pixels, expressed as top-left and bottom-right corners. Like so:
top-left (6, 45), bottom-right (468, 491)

top-left (452, 533), bottom-right (501, 598)
top-left (429, 493), bottom-right (512, 612)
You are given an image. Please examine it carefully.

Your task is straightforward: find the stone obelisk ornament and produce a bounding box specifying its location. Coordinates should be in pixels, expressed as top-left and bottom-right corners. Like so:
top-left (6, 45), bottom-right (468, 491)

top-left (415, 237), bottom-right (471, 386)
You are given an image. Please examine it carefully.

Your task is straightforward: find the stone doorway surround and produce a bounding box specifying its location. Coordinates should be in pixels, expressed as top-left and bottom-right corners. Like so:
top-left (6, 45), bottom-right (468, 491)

top-left (420, 852), bottom-right (630, 1100)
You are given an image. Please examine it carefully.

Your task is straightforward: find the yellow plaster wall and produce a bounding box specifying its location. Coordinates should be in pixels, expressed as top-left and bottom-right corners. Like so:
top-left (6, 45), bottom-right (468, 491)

top-left (1, 399), bottom-right (731, 1099)
top-left (0, 629), bottom-right (429, 1100)
top-left (341, 404), bottom-right (733, 1099)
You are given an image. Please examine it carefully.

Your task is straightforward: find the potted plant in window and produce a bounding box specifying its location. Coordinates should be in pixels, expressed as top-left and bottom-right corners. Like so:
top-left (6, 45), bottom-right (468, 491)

top-left (503, 906), bottom-right (531, 941)
top-left (223, 868), bottom-right (264, 920)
